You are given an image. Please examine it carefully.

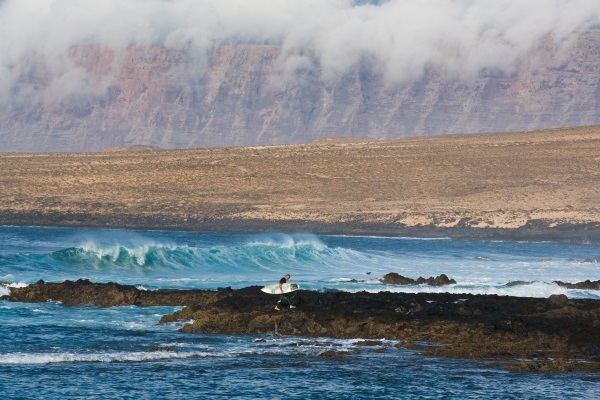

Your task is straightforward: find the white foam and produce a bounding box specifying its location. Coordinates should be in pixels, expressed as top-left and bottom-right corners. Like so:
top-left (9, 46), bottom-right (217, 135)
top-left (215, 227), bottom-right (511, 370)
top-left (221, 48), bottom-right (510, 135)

top-left (0, 285), bottom-right (10, 297)
top-left (247, 232), bottom-right (327, 251)
top-left (333, 281), bottom-right (599, 299)
top-left (0, 350), bottom-right (213, 365)
top-left (7, 282), bottom-right (29, 288)
top-left (79, 238), bottom-right (181, 266)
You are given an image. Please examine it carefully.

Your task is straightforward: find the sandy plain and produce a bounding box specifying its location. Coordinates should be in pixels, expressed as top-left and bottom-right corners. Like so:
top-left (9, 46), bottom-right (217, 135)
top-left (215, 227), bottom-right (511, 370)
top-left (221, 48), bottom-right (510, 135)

top-left (0, 125), bottom-right (599, 242)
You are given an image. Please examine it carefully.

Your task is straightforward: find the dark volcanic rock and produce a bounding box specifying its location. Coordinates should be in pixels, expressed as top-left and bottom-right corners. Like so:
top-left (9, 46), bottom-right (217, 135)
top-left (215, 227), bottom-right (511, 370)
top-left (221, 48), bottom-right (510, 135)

top-left (554, 279), bottom-right (600, 290)
top-left (381, 273), bottom-right (416, 285)
top-left (548, 294), bottom-right (569, 307)
top-left (381, 273), bottom-right (456, 286)
top-left (419, 274), bottom-right (457, 286)
top-left (2, 279), bottom-right (222, 307)
top-left (4, 279), bottom-right (600, 372)
top-left (5, 279), bottom-right (140, 307)
top-left (505, 280), bottom-right (532, 287)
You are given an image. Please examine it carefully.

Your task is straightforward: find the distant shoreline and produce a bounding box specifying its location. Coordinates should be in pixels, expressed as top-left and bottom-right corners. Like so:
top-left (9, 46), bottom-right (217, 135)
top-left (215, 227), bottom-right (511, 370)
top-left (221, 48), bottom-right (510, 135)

top-left (1, 211), bottom-right (599, 244)
top-left (2, 128), bottom-right (599, 244)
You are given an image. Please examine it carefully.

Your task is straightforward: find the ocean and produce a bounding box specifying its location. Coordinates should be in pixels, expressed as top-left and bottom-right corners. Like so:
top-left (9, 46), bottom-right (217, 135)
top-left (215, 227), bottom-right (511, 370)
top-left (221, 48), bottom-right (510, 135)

top-left (1, 226), bottom-right (600, 399)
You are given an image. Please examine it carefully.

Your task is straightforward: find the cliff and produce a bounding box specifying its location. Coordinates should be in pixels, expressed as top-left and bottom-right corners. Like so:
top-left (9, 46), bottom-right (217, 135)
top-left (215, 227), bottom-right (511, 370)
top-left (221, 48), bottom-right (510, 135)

top-left (1, 31), bottom-right (599, 152)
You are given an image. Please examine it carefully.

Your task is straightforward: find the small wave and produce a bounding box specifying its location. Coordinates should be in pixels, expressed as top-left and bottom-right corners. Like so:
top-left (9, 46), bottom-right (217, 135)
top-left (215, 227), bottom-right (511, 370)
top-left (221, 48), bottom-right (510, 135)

top-left (331, 235), bottom-right (452, 241)
top-left (0, 350), bottom-right (213, 365)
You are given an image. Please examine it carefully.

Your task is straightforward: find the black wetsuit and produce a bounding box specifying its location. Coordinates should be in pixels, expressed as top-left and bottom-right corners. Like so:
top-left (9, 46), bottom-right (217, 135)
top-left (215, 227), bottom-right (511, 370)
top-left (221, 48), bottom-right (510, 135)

top-left (276, 277), bottom-right (293, 307)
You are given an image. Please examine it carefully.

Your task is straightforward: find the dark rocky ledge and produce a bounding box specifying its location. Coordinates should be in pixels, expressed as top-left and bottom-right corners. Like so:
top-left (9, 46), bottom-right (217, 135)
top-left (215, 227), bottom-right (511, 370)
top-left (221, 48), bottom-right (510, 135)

top-left (3, 279), bottom-right (600, 372)
top-left (381, 273), bottom-right (457, 286)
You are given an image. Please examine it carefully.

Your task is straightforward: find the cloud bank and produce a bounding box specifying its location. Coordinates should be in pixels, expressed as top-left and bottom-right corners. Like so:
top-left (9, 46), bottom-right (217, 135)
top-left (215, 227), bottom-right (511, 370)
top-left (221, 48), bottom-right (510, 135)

top-left (0, 0), bottom-right (599, 106)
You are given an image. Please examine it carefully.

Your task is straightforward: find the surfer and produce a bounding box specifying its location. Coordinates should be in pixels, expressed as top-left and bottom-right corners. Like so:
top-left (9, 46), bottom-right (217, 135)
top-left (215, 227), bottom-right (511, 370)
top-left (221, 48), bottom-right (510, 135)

top-left (275, 274), bottom-right (296, 311)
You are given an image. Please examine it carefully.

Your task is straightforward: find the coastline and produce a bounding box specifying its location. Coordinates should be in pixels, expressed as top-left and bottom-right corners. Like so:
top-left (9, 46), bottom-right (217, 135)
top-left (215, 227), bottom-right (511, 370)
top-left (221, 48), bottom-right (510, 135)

top-left (1, 211), bottom-right (599, 244)
top-left (2, 127), bottom-right (600, 373)
top-left (3, 279), bottom-right (600, 373)
top-left (1, 127), bottom-right (599, 244)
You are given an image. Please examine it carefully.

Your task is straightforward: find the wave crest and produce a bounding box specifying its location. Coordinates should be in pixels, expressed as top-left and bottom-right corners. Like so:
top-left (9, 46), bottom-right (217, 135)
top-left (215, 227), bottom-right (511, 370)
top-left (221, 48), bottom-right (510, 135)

top-left (49, 233), bottom-right (356, 273)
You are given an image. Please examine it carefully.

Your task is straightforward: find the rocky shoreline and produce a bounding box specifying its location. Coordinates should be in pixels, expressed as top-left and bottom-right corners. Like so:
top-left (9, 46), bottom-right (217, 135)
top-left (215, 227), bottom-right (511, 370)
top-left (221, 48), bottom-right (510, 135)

top-left (2, 211), bottom-right (600, 244)
top-left (3, 279), bottom-right (600, 373)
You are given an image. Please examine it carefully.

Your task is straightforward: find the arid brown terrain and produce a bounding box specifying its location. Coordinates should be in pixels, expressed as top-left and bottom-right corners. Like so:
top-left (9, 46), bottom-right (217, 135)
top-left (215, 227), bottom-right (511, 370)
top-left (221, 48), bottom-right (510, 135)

top-left (1, 125), bottom-right (599, 242)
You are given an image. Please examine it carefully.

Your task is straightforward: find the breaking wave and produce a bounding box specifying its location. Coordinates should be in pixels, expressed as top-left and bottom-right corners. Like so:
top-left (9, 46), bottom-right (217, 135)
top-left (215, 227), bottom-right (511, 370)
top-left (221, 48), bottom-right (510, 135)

top-left (49, 233), bottom-right (372, 274)
top-left (3, 228), bottom-right (599, 297)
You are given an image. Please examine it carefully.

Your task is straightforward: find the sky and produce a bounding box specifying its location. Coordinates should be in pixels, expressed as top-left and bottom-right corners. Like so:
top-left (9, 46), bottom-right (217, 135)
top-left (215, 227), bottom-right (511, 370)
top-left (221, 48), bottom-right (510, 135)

top-left (0, 0), bottom-right (599, 107)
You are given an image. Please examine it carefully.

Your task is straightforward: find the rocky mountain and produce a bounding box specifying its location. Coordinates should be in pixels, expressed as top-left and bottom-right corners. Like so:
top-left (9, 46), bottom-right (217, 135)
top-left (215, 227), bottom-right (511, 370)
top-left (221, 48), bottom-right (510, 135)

top-left (1, 30), bottom-right (599, 152)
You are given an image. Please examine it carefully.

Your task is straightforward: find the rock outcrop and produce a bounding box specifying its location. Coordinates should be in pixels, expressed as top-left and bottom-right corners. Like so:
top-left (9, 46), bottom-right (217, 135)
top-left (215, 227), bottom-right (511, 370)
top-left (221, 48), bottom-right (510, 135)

top-left (554, 279), bottom-right (600, 290)
top-left (3, 279), bottom-right (600, 372)
top-left (381, 273), bottom-right (457, 286)
top-left (1, 31), bottom-right (600, 152)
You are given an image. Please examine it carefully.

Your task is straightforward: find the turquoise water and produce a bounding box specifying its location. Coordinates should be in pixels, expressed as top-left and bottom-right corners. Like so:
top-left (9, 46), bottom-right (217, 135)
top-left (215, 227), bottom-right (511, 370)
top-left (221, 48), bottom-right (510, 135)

top-left (1, 226), bottom-right (600, 398)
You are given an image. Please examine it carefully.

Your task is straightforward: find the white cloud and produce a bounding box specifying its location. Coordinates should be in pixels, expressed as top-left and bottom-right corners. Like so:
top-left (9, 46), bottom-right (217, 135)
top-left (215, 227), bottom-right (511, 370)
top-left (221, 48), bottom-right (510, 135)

top-left (0, 0), bottom-right (598, 105)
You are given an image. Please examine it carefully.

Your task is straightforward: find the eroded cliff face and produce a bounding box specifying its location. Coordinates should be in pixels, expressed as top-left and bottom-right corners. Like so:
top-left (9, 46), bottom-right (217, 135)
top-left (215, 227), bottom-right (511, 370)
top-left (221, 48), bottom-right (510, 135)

top-left (1, 31), bottom-right (599, 152)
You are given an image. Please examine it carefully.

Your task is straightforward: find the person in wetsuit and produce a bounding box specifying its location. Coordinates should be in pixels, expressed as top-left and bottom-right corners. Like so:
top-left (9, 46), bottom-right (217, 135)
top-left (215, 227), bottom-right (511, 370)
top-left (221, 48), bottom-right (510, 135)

top-left (274, 274), bottom-right (296, 311)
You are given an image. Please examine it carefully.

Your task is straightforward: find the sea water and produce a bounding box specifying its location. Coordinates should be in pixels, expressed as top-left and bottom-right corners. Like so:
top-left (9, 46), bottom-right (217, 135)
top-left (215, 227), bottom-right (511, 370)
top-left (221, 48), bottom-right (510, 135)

top-left (1, 226), bottom-right (599, 399)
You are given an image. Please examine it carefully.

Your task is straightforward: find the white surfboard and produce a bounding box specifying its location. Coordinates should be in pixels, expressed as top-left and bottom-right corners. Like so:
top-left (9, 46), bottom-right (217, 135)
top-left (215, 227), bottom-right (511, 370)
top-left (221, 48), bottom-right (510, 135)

top-left (261, 282), bottom-right (300, 294)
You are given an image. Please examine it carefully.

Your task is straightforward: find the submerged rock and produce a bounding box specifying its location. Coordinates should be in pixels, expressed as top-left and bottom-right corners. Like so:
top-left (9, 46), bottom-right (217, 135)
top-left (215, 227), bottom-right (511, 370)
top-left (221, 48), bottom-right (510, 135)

top-left (146, 346), bottom-right (174, 353)
top-left (318, 350), bottom-right (352, 360)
